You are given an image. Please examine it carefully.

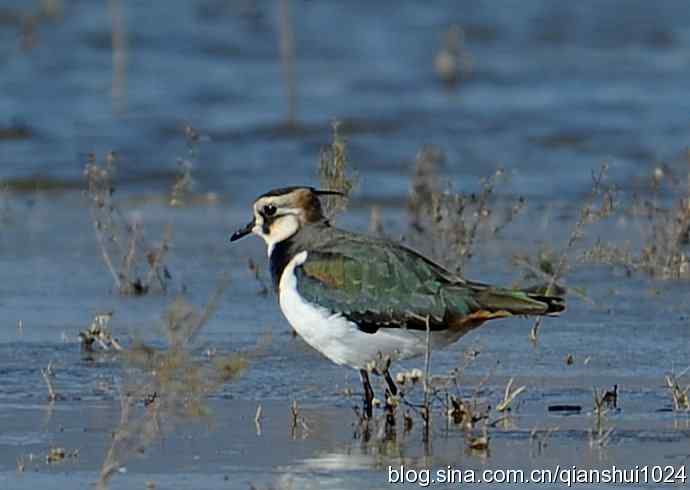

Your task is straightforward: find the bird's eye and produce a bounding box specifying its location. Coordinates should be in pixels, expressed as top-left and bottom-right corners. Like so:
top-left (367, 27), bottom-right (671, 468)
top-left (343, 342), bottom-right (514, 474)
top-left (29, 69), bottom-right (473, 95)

top-left (263, 204), bottom-right (277, 217)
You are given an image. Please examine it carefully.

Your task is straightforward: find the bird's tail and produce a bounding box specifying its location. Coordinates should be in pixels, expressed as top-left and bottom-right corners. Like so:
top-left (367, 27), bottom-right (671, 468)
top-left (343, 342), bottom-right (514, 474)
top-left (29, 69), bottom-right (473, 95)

top-left (473, 286), bottom-right (565, 317)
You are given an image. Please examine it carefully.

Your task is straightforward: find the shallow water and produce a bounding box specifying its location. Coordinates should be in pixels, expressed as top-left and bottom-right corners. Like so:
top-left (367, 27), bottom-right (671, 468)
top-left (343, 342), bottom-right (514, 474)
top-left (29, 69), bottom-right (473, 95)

top-left (2, 1), bottom-right (690, 488)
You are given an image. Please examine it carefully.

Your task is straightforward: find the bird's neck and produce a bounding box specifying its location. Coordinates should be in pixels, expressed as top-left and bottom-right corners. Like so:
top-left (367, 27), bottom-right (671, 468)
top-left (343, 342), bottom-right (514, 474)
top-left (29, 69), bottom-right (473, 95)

top-left (268, 236), bottom-right (296, 291)
top-left (268, 220), bottom-right (333, 291)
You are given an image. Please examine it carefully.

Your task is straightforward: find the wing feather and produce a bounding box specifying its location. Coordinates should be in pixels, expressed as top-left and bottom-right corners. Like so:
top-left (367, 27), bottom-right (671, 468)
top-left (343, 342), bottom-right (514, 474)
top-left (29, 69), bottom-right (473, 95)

top-left (295, 243), bottom-right (477, 333)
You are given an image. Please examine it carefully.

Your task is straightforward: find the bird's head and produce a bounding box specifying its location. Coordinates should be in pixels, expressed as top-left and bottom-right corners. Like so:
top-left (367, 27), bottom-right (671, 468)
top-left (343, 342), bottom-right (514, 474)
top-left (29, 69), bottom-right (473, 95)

top-left (229, 186), bottom-right (343, 255)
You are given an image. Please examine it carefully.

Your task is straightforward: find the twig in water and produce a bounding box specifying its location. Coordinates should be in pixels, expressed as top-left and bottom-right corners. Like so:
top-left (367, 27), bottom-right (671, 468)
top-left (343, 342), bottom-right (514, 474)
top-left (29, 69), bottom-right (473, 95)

top-left (530, 425), bottom-right (559, 455)
top-left (290, 400), bottom-right (310, 439)
top-left (591, 386), bottom-right (612, 443)
top-left (495, 377), bottom-right (526, 412)
top-left (255, 404), bottom-right (263, 436)
top-left (665, 368), bottom-right (690, 411)
top-left (41, 361), bottom-right (58, 402)
top-left (589, 427), bottom-right (614, 448)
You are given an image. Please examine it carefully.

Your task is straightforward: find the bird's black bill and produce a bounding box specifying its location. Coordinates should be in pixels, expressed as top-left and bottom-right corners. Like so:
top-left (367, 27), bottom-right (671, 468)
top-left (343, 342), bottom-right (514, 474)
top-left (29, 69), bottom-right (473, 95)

top-left (229, 219), bottom-right (255, 242)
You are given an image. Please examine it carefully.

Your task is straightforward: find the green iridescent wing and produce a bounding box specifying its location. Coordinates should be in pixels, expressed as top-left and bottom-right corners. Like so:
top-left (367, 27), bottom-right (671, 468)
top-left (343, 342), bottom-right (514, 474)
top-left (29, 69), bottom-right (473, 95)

top-left (295, 240), bottom-right (479, 333)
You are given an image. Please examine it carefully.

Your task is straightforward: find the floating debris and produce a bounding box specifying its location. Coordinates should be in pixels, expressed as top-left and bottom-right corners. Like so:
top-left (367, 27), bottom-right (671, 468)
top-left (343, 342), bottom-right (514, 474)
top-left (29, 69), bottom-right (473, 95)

top-left (547, 405), bottom-right (582, 414)
top-left (79, 312), bottom-right (122, 352)
top-left (466, 424), bottom-right (490, 453)
top-left (46, 447), bottom-right (78, 463)
top-left (602, 385), bottom-right (618, 409)
top-left (41, 361), bottom-right (63, 402)
top-left (448, 395), bottom-right (473, 429)
top-left (395, 368), bottom-right (423, 386)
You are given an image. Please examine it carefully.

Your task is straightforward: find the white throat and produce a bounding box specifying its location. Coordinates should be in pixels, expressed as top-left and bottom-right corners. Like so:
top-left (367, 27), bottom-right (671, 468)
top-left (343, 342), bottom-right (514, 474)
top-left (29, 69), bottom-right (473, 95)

top-left (253, 214), bottom-right (300, 257)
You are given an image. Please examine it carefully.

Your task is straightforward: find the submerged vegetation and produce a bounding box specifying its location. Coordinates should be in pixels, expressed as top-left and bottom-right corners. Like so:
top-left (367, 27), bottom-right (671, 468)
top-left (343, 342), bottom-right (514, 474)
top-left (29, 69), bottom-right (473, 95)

top-left (73, 126), bottom-right (249, 488)
top-left (85, 152), bottom-right (172, 295)
top-left (98, 285), bottom-right (247, 489)
top-left (582, 159), bottom-right (690, 280)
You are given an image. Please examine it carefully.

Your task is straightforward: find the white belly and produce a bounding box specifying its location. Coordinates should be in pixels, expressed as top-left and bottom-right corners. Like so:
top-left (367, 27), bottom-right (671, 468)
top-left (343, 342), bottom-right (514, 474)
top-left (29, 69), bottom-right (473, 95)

top-left (278, 251), bottom-right (461, 369)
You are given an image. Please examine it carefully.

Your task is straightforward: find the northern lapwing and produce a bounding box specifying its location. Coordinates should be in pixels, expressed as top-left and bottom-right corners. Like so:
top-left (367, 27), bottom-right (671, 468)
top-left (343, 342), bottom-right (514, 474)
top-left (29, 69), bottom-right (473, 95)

top-left (230, 186), bottom-right (564, 418)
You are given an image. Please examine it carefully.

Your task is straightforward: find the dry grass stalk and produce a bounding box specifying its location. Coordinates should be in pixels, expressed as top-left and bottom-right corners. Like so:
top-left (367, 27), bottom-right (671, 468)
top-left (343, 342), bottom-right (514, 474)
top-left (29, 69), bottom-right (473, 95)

top-left (290, 400), bottom-right (310, 439)
top-left (592, 387), bottom-right (608, 431)
top-left (589, 426), bottom-right (614, 448)
top-left (41, 361), bottom-right (59, 402)
top-left (391, 340), bottom-right (489, 441)
top-left (665, 368), bottom-right (690, 411)
top-left (368, 341), bottom-right (494, 447)
top-left (97, 278), bottom-right (247, 489)
top-left (255, 404), bottom-right (263, 436)
top-left (408, 145), bottom-right (443, 230)
top-left (637, 167), bottom-right (690, 279)
top-left (495, 377), bottom-right (526, 412)
top-left (318, 120), bottom-right (356, 219)
top-left (459, 169), bottom-right (506, 268)
top-left (529, 163), bottom-right (613, 342)
top-left (530, 425), bottom-right (559, 455)
top-left (170, 125), bottom-right (201, 207)
top-left (580, 161), bottom-right (690, 281)
top-left (590, 386), bottom-right (614, 448)
top-left (169, 162), bottom-right (193, 208)
top-left (85, 153), bottom-right (172, 295)
top-left (408, 147), bottom-right (522, 274)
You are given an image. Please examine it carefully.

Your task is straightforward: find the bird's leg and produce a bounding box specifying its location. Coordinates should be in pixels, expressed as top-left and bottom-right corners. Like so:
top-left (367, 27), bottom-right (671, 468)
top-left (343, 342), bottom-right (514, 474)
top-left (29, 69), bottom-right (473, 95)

top-left (384, 369), bottom-right (398, 397)
top-left (359, 369), bottom-right (374, 419)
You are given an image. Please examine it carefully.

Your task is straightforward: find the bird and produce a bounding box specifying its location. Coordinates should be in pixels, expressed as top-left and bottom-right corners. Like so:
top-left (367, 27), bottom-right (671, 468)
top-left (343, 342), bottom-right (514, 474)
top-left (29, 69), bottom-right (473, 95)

top-left (230, 186), bottom-right (564, 418)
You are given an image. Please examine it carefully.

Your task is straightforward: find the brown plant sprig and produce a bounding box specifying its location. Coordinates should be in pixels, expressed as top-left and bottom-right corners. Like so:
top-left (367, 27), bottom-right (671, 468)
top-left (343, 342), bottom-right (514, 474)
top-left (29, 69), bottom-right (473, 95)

top-left (528, 163), bottom-right (614, 342)
top-left (318, 120), bottom-right (356, 219)
top-left (97, 277), bottom-right (248, 489)
top-left (85, 152), bottom-right (172, 295)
